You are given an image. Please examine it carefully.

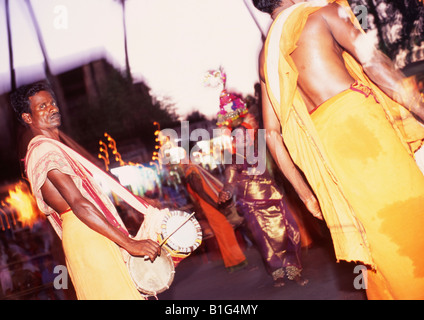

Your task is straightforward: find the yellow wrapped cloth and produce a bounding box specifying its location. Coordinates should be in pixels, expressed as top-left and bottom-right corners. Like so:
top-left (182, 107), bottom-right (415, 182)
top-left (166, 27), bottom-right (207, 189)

top-left (62, 209), bottom-right (143, 300)
top-left (262, 0), bottom-right (424, 299)
top-left (311, 84), bottom-right (424, 299)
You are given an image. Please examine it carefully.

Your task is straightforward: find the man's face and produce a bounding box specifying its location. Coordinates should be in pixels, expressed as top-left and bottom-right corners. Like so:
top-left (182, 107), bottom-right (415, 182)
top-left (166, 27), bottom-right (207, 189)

top-left (23, 90), bottom-right (61, 131)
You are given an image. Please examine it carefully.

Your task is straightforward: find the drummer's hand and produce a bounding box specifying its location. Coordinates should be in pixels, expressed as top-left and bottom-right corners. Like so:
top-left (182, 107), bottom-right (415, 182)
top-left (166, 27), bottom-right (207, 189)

top-left (303, 196), bottom-right (323, 220)
top-left (125, 239), bottom-right (160, 262)
top-left (218, 190), bottom-right (232, 204)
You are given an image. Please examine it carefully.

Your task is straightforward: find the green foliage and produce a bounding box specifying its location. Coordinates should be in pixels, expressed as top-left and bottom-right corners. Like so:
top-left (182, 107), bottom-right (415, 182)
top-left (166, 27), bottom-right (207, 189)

top-left (66, 69), bottom-right (179, 154)
top-left (349, 0), bottom-right (424, 65)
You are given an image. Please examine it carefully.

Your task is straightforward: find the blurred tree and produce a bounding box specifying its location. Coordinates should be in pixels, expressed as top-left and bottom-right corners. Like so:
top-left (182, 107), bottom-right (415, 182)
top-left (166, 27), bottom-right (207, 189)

top-left (25, 0), bottom-right (70, 131)
top-left (349, 0), bottom-right (424, 68)
top-left (66, 68), bottom-right (179, 156)
top-left (5, 0), bottom-right (16, 92)
top-left (185, 110), bottom-right (207, 123)
top-left (115, 0), bottom-right (132, 82)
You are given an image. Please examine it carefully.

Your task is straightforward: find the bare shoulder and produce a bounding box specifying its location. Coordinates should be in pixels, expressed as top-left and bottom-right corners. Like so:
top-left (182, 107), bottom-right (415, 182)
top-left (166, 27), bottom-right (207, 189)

top-left (319, 2), bottom-right (347, 17)
top-left (316, 2), bottom-right (365, 56)
top-left (319, 2), bottom-right (355, 28)
top-left (297, 5), bottom-right (333, 41)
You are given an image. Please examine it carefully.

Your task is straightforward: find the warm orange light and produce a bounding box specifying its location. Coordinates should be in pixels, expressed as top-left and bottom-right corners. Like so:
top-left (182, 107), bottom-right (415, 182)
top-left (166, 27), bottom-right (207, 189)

top-left (5, 181), bottom-right (44, 229)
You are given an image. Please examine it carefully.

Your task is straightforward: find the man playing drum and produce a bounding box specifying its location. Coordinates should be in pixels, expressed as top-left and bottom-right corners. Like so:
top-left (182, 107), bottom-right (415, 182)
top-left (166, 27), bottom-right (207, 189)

top-left (11, 82), bottom-right (165, 300)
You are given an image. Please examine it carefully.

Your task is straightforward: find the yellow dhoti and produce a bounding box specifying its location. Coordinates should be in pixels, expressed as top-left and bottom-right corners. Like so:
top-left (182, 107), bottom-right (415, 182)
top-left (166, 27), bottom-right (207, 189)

top-left (62, 210), bottom-right (143, 300)
top-left (311, 85), bottom-right (424, 299)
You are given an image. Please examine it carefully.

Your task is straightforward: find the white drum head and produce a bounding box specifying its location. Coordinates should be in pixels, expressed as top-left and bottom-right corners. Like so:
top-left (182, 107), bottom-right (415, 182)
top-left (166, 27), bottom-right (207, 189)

top-left (161, 211), bottom-right (202, 253)
top-left (128, 249), bottom-right (175, 296)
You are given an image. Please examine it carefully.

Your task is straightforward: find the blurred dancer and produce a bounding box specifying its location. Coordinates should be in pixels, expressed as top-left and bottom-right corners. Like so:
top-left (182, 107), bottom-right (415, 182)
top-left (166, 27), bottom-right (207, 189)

top-left (218, 115), bottom-right (308, 287)
top-left (206, 69), bottom-right (308, 286)
top-left (182, 161), bottom-right (248, 272)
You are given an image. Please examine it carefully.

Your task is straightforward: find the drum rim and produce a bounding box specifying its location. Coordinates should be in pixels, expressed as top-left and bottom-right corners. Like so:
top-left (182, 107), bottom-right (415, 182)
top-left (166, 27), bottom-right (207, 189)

top-left (161, 210), bottom-right (202, 253)
top-left (128, 248), bottom-right (175, 296)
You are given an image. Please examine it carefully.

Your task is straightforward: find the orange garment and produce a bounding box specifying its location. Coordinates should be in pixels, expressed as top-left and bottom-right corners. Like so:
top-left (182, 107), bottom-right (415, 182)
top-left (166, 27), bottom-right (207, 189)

top-left (185, 165), bottom-right (246, 268)
top-left (263, 0), bottom-right (424, 267)
top-left (311, 84), bottom-right (424, 300)
top-left (262, 1), bottom-right (424, 299)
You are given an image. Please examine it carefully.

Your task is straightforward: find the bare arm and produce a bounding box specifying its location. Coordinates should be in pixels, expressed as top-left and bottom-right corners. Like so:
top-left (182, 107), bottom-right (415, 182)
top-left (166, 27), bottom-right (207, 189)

top-left (260, 79), bottom-right (322, 219)
top-left (218, 163), bottom-right (237, 204)
top-left (322, 3), bottom-right (424, 121)
top-left (187, 171), bottom-right (218, 209)
top-left (41, 169), bottom-right (160, 261)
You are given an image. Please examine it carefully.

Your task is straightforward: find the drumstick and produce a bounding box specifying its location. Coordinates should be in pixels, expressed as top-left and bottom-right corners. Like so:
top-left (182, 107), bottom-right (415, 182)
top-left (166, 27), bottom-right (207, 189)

top-left (144, 212), bottom-right (196, 261)
top-left (159, 211), bottom-right (196, 247)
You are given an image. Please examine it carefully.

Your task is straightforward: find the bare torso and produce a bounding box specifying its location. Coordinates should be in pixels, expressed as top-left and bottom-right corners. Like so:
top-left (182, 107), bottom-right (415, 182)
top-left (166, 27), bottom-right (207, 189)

top-left (260, 5), bottom-right (356, 113)
top-left (291, 9), bottom-right (355, 112)
top-left (258, 2), bottom-right (424, 218)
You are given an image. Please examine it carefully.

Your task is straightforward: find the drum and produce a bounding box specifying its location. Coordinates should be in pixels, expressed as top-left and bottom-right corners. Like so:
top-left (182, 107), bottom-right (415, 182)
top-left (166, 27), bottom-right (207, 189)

top-left (128, 248), bottom-right (175, 297)
top-left (159, 210), bottom-right (202, 265)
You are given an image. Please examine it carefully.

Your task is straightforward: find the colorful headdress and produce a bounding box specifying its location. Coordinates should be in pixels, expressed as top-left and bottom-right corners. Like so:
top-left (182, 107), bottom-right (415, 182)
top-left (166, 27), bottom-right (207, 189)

top-left (204, 68), bottom-right (248, 127)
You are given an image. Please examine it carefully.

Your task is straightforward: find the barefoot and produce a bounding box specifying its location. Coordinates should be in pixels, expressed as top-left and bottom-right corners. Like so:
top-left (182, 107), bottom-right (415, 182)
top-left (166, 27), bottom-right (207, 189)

top-left (273, 277), bottom-right (286, 287)
top-left (294, 276), bottom-right (309, 286)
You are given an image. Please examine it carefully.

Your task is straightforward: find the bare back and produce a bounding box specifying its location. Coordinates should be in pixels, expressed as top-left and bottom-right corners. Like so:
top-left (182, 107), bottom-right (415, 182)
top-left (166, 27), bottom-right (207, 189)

top-left (260, 2), bottom-right (420, 118)
top-left (290, 6), bottom-right (355, 112)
